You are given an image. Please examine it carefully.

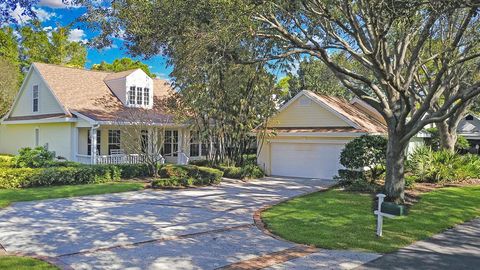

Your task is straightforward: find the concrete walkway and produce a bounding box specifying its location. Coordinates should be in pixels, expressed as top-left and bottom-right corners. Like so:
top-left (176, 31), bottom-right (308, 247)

top-left (357, 218), bottom-right (480, 270)
top-left (0, 177), bottom-right (380, 269)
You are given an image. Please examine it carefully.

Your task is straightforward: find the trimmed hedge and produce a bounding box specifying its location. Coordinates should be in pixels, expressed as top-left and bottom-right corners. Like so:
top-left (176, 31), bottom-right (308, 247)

top-left (0, 165), bottom-right (121, 189)
top-left (218, 164), bottom-right (264, 179)
top-left (115, 163), bottom-right (151, 179)
top-left (155, 165), bottom-right (223, 188)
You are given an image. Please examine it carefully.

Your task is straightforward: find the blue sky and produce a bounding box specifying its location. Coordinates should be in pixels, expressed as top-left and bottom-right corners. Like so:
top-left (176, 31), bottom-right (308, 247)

top-left (14, 0), bottom-right (173, 79)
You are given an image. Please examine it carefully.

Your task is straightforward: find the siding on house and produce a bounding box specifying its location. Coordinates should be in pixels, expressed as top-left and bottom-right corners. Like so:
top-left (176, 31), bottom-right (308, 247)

top-left (267, 96), bottom-right (349, 128)
top-left (10, 69), bottom-right (64, 117)
top-left (0, 123), bottom-right (73, 158)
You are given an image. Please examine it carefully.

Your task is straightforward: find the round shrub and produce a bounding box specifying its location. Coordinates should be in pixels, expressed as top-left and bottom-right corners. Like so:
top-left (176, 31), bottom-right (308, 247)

top-left (13, 146), bottom-right (55, 168)
top-left (340, 135), bottom-right (387, 180)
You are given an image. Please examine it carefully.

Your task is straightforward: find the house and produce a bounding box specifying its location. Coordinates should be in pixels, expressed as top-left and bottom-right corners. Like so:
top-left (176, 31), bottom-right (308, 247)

top-left (256, 90), bottom-right (388, 179)
top-left (0, 63), bottom-right (207, 164)
top-left (457, 113), bottom-right (480, 153)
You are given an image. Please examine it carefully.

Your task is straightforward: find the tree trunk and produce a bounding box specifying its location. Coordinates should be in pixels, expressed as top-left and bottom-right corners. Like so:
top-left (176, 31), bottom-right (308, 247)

top-left (384, 129), bottom-right (407, 204)
top-left (437, 121), bottom-right (457, 153)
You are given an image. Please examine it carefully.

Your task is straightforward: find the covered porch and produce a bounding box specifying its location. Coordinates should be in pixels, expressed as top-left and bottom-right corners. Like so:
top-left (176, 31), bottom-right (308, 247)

top-left (73, 124), bottom-right (209, 165)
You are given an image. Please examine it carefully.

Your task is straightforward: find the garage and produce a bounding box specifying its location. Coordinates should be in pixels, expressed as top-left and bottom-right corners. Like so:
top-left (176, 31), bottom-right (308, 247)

top-left (256, 90), bottom-right (388, 179)
top-left (270, 142), bottom-right (345, 179)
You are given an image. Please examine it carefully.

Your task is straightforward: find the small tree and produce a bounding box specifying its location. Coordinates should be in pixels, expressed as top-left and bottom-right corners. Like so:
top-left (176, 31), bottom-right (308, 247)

top-left (340, 135), bottom-right (388, 181)
top-left (114, 108), bottom-right (171, 177)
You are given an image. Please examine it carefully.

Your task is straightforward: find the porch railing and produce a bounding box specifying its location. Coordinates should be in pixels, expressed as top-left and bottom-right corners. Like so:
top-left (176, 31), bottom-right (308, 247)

top-left (76, 154), bottom-right (165, 165)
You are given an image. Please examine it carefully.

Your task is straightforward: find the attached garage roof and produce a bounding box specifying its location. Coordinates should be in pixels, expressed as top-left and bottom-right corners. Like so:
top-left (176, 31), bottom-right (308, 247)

top-left (269, 90), bottom-right (387, 134)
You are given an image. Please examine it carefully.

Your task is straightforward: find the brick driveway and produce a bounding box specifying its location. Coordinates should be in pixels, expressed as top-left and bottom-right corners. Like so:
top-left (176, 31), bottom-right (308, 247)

top-left (0, 177), bottom-right (379, 269)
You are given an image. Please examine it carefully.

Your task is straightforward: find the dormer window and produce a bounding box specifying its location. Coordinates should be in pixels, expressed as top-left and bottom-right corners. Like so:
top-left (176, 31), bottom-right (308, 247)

top-left (144, 88), bottom-right (150, 106)
top-left (128, 86), bottom-right (136, 105)
top-left (33, 85), bottom-right (39, 112)
top-left (136, 87), bottom-right (143, 105)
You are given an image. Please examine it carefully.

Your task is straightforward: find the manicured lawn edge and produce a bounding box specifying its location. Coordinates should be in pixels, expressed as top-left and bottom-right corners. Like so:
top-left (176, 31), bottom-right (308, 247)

top-left (260, 185), bottom-right (480, 254)
top-left (0, 182), bottom-right (145, 209)
top-left (0, 255), bottom-right (61, 270)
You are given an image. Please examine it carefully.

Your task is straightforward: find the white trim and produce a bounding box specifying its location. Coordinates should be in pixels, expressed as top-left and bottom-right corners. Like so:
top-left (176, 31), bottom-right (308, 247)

top-left (1, 117), bottom-right (77, 125)
top-left (71, 111), bottom-right (97, 125)
top-left (269, 139), bottom-right (351, 144)
top-left (350, 97), bottom-right (383, 120)
top-left (269, 131), bottom-right (367, 138)
top-left (2, 66), bottom-right (34, 121)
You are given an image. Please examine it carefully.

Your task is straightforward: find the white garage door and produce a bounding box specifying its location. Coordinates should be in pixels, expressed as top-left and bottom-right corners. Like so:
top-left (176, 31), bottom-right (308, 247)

top-left (271, 142), bottom-right (345, 179)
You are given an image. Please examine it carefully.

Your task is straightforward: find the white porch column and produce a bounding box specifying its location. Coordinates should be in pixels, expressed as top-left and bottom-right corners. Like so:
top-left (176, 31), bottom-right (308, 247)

top-left (91, 127), bottom-right (98, 165)
top-left (177, 128), bottom-right (183, 164)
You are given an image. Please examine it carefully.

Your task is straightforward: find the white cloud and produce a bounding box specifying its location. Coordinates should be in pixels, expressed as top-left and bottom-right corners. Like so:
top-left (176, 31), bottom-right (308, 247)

top-left (68, 28), bottom-right (88, 43)
top-left (10, 5), bottom-right (56, 24)
top-left (33, 7), bottom-right (56, 21)
top-left (38, 0), bottom-right (79, 8)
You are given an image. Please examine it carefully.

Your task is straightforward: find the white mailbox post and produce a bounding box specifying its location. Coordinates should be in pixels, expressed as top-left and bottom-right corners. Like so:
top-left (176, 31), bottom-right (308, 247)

top-left (374, 193), bottom-right (396, 237)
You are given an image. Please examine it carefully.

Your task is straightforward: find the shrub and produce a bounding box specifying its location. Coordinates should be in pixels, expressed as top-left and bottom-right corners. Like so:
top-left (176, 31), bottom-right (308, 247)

top-left (115, 164), bottom-right (151, 178)
top-left (0, 167), bottom-right (39, 189)
top-left (156, 165), bottom-right (223, 187)
top-left (13, 146), bottom-right (56, 168)
top-left (334, 169), bottom-right (380, 192)
top-left (240, 164), bottom-right (264, 179)
top-left (219, 166), bottom-right (243, 179)
top-left (340, 135), bottom-right (387, 181)
top-left (407, 146), bottom-right (480, 183)
top-left (425, 127), bottom-right (470, 151)
top-left (0, 165), bottom-right (121, 189)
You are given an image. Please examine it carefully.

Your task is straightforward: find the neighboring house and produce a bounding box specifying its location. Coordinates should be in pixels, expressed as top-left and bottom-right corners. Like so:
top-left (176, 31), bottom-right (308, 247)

top-left (457, 114), bottom-right (480, 153)
top-left (257, 90), bottom-right (388, 179)
top-left (0, 63), bottom-right (207, 164)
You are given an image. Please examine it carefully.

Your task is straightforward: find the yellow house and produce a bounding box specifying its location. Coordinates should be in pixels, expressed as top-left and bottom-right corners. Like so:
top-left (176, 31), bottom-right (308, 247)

top-left (257, 90), bottom-right (387, 179)
top-left (0, 63), bottom-right (208, 165)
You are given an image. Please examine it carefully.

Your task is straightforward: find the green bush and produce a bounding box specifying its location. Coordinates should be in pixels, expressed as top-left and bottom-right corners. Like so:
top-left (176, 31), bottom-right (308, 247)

top-left (219, 166), bottom-right (243, 179)
top-left (334, 169), bottom-right (380, 192)
top-left (339, 135), bottom-right (387, 181)
top-left (115, 164), bottom-right (151, 178)
top-left (241, 164), bottom-right (264, 179)
top-left (13, 146), bottom-right (56, 168)
top-left (156, 165), bottom-right (223, 187)
top-left (407, 146), bottom-right (480, 183)
top-left (0, 167), bottom-right (39, 189)
top-left (0, 165), bottom-right (121, 189)
top-left (425, 127), bottom-right (470, 151)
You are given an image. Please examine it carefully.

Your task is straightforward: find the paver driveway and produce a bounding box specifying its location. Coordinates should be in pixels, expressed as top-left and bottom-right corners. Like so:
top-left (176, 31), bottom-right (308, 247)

top-left (0, 177), bottom-right (379, 269)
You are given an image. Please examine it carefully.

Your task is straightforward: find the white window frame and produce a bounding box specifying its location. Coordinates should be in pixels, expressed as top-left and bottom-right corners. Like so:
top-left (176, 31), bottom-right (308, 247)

top-left (128, 86), bottom-right (136, 105)
top-left (136, 87), bottom-right (143, 105)
top-left (189, 131), bottom-right (201, 157)
top-left (144, 87), bottom-right (150, 106)
top-left (33, 85), bottom-right (39, 112)
top-left (163, 130), bottom-right (178, 157)
top-left (108, 130), bottom-right (121, 154)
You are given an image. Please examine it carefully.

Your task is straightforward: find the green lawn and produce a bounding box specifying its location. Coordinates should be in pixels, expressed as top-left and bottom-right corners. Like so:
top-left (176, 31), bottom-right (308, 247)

top-left (0, 256), bottom-right (58, 270)
top-left (262, 185), bottom-right (480, 253)
top-left (0, 182), bottom-right (145, 208)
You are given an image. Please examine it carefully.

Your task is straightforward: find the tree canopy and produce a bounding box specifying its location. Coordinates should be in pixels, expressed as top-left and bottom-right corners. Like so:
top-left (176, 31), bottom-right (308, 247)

top-left (73, 0), bottom-right (480, 203)
top-left (92, 58), bottom-right (156, 78)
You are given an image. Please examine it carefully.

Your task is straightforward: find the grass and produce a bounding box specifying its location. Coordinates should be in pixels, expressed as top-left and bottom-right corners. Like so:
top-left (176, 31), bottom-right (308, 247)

top-left (262, 185), bottom-right (480, 253)
top-left (0, 256), bottom-right (58, 270)
top-left (0, 182), bottom-right (145, 208)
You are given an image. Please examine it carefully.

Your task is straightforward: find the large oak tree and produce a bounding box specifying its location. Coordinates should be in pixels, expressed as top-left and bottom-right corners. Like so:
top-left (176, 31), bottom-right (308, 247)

top-left (74, 0), bottom-right (480, 203)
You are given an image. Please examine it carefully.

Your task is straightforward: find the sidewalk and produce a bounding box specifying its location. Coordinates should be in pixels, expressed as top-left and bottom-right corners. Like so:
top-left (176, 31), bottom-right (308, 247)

top-left (357, 218), bottom-right (480, 270)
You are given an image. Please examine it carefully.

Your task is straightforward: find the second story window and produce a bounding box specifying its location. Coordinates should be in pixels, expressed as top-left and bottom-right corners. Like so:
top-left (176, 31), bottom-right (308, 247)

top-left (136, 87), bottom-right (143, 105)
top-left (144, 88), bottom-right (150, 106)
top-left (128, 86), bottom-right (136, 105)
top-left (33, 85), bottom-right (39, 112)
